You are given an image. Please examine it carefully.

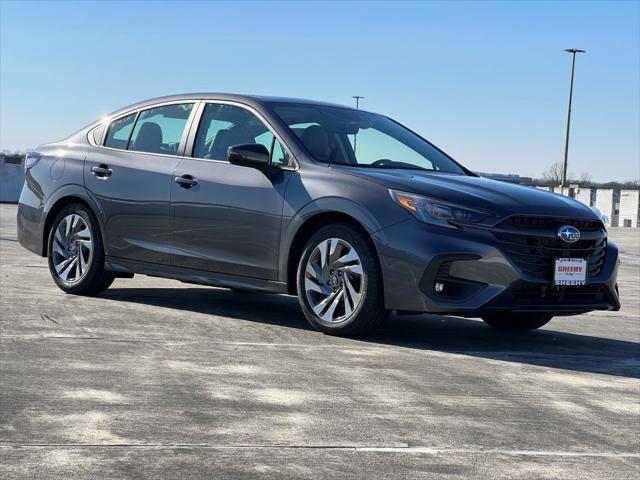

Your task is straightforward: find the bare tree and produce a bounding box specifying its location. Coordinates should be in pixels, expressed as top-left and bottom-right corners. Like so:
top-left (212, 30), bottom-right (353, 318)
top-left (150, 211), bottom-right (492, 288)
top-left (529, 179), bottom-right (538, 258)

top-left (532, 167), bottom-right (639, 190)
top-left (0, 149), bottom-right (28, 156)
top-left (541, 162), bottom-right (564, 186)
top-left (577, 171), bottom-right (593, 186)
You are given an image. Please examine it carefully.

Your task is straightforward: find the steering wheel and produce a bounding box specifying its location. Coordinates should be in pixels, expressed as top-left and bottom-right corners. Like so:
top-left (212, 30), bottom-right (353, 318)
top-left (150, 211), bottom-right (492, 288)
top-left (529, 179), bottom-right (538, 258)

top-left (370, 159), bottom-right (394, 167)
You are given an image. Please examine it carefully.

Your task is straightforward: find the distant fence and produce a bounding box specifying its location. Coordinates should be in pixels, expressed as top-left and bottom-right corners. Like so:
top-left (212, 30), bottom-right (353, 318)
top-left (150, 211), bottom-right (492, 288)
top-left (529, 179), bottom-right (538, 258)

top-left (534, 185), bottom-right (639, 227)
top-left (0, 155), bottom-right (25, 203)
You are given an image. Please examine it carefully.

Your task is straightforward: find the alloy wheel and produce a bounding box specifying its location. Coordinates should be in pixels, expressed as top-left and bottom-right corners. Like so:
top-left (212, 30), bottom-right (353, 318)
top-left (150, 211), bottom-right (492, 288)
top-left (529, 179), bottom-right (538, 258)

top-left (304, 238), bottom-right (365, 324)
top-left (51, 214), bottom-right (93, 283)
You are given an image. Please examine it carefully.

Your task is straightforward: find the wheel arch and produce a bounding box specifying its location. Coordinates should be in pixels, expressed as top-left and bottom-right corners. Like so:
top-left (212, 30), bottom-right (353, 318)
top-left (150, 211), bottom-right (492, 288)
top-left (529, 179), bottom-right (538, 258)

top-left (42, 194), bottom-right (105, 257)
top-left (285, 211), bottom-right (381, 295)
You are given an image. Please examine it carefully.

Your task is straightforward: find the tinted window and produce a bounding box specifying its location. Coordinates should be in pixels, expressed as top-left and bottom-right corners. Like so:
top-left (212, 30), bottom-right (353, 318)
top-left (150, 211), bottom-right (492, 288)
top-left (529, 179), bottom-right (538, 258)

top-left (348, 128), bottom-right (434, 169)
top-left (193, 104), bottom-right (271, 160)
top-left (128, 103), bottom-right (193, 155)
top-left (255, 130), bottom-right (275, 151)
top-left (271, 139), bottom-right (292, 168)
top-left (271, 103), bottom-right (465, 173)
top-left (104, 114), bottom-right (136, 149)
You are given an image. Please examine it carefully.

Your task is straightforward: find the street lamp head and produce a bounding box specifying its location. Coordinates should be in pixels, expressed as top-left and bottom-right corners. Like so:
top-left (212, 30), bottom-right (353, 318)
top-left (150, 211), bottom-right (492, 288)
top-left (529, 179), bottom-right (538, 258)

top-left (352, 96), bottom-right (365, 109)
top-left (565, 48), bottom-right (586, 54)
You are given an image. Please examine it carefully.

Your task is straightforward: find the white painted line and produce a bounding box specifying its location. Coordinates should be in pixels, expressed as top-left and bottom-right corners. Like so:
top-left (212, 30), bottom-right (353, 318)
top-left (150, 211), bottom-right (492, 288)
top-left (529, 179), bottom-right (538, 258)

top-left (3, 444), bottom-right (639, 458)
top-left (355, 446), bottom-right (640, 458)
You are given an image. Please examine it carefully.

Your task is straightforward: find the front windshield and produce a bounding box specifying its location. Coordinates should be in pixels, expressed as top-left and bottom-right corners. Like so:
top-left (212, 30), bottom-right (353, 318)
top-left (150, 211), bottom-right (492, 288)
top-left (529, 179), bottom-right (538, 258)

top-left (270, 103), bottom-right (466, 174)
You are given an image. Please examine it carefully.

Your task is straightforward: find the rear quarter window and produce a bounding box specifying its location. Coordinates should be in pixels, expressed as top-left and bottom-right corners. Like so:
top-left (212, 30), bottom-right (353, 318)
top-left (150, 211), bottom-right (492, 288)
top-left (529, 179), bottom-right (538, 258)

top-left (104, 113), bottom-right (137, 149)
top-left (90, 124), bottom-right (106, 145)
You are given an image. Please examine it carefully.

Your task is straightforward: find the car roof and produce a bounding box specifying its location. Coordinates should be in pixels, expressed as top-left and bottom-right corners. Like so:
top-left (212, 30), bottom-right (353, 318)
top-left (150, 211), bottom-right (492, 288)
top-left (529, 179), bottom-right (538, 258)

top-left (107, 93), bottom-right (355, 118)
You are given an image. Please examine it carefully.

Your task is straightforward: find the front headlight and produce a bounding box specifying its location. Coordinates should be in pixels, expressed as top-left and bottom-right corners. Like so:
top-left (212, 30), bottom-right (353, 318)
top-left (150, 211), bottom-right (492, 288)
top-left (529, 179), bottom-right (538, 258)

top-left (389, 189), bottom-right (490, 228)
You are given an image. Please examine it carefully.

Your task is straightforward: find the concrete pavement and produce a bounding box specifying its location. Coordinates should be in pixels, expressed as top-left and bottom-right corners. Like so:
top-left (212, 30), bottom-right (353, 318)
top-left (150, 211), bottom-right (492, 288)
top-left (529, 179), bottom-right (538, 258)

top-left (1, 203), bottom-right (638, 479)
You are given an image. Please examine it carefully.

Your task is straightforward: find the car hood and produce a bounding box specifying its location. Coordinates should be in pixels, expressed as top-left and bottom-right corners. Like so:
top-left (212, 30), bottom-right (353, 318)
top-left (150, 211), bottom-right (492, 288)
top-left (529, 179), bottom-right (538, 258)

top-left (333, 166), bottom-right (598, 221)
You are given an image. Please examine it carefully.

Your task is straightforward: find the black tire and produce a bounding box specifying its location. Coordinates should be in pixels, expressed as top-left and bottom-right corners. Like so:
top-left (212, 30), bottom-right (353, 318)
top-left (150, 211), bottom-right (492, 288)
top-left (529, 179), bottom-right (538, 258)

top-left (481, 312), bottom-right (553, 331)
top-left (296, 223), bottom-right (389, 337)
top-left (47, 203), bottom-right (114, 295)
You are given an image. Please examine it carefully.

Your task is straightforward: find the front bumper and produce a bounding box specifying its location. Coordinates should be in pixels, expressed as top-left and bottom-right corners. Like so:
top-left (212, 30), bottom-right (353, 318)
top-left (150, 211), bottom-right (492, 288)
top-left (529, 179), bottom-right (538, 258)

top-left (372, 218), bottom-right (620, 317)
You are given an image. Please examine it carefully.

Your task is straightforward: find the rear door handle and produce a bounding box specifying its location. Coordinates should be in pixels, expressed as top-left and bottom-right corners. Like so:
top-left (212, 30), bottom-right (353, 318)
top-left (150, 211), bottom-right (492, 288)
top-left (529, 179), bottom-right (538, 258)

top-left (175, 174), bottom-right (198, 188)
top-left (91, 164), bottom-right (112, 178)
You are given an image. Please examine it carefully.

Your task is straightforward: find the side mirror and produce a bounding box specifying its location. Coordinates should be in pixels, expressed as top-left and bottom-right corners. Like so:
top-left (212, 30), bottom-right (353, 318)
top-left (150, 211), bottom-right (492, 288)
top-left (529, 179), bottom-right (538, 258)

top-left (227, 143), bottom-right (270, 169)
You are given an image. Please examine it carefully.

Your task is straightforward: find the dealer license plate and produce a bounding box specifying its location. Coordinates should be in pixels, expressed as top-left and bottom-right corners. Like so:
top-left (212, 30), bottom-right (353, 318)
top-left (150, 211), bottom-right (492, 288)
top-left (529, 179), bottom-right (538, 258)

top-left (554, 258), bottom-right (587, 286)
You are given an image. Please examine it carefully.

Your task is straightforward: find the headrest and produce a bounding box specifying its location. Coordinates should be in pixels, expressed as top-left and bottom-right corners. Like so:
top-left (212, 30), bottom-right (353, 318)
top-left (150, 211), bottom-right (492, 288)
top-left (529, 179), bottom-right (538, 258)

top-left (133, 122), bottom-right (162, 153)
top-left (301, 125), bottom-right (331, 161)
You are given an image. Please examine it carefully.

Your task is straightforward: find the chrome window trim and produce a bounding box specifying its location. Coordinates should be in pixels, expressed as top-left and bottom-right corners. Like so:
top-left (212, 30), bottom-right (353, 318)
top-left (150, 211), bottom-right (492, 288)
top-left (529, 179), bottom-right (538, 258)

top-left (96, 100), bottom-right (197, 159)
top-left (87, 123), bottom-right (107, 147)
top-left (93, 98), bottom-right (298, 170)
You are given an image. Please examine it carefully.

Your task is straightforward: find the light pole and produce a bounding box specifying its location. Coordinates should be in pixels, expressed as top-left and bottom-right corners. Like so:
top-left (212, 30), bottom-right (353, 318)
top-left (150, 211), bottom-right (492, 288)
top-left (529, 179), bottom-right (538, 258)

top-left (561, 48), bottom-right (586, 188)
top-left (352, 96), bottom-right (364, 109)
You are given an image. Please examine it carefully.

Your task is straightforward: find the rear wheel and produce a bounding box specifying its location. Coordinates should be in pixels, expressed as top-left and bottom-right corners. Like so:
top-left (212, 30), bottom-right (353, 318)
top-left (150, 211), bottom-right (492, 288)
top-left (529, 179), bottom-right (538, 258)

top-left (481, 312), bottom-right (553, 331)
top-left (47, 204), bottom-right (114, 295)
top-left (296, 223), bottom-right (389, 337)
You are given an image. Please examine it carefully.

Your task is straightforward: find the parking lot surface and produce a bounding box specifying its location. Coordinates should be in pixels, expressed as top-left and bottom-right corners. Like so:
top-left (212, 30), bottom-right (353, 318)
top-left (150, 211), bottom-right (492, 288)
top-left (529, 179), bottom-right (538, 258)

top-left (1, 203), bottom-right (639, 479)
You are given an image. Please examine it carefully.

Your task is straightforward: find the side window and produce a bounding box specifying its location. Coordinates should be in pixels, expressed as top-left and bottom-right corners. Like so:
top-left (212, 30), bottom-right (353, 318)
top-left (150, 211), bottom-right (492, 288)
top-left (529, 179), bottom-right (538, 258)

top-left (255, 130), bottom-right (275, 151)
top-left (193, 104), bottom-right (272, 160)
top-left (104, 113), bottom-right (136, 149)
top-left (128, 103), bottom-right (193, 155)
top-left (271, 139), bottom-right (293, 168)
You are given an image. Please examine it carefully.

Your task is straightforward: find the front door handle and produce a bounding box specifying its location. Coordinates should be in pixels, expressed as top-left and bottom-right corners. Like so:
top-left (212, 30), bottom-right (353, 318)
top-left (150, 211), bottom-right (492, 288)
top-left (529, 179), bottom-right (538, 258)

top-left (91, 164), bottom-right (112, 178)
top-left (175, 174), bottom-right (198, 188)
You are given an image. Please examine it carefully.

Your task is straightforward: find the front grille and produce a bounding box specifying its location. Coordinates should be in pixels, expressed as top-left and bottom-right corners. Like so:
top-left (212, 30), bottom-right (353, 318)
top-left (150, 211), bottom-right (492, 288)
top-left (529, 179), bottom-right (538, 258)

top-left (494, 216), bottom-right (607, 281)
top-left (511, 284), bottom-right (607, 304)
top-left (486, 283), bottom-right (615, 310)
top-left (507, 216), bottom-right (602, 231)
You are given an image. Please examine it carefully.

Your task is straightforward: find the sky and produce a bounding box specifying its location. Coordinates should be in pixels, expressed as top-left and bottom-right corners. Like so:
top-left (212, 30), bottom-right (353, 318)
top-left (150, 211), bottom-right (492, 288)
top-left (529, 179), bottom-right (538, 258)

top-left (1, 0), bottom-right (638, 182)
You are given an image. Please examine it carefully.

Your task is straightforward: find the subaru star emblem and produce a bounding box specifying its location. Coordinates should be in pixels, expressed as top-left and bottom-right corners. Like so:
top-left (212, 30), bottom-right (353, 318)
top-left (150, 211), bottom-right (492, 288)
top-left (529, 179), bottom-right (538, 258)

top-left (558, 225), bottom-right (581, 243)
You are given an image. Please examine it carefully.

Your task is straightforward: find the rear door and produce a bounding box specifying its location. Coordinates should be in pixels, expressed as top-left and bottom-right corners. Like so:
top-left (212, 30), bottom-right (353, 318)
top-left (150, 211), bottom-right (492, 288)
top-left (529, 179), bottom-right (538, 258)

top-left (170, 102), bottom-right (294, 280)
top-left (85, 102), bottom-right (195, 264)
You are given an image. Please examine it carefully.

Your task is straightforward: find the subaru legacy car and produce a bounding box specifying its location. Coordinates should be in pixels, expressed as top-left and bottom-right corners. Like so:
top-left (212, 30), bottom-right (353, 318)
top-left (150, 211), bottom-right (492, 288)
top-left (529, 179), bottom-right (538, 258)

top-left (17, 94), bottom-right (620, 336)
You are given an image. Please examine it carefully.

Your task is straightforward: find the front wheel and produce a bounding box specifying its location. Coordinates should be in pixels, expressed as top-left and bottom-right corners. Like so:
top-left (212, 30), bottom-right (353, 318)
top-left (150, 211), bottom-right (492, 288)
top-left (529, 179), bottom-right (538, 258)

top-left (481, 312), bottom-right (553, 331)
top-left (296, 223), bottom-right (389, 337)
top-left (47, 204), bottom-right (114, 295)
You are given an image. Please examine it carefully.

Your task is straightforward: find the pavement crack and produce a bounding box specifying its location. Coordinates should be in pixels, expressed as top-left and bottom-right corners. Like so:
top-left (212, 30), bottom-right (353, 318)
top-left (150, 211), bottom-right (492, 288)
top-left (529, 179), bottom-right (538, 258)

top-left (41, 313), bottom-right (59, 325)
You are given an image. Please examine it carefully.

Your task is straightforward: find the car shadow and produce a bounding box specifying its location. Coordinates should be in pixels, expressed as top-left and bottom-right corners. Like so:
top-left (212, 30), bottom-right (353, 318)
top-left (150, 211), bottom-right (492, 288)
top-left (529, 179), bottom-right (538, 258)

top-left (101, 287), bottom-right (640, 379)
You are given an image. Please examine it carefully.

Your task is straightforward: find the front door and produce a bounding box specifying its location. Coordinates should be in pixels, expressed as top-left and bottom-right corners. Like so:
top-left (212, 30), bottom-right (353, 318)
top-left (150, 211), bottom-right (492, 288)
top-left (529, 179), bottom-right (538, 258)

top-left (170, 102), bottom-right (293, 280)
top-left (85, 102), bottom-right (194, 264)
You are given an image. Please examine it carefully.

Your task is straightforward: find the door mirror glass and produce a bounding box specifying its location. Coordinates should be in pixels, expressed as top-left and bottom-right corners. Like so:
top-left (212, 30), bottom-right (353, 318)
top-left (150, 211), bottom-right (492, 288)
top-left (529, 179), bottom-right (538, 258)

top-left (228, 143), bottom-right (270, 169)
